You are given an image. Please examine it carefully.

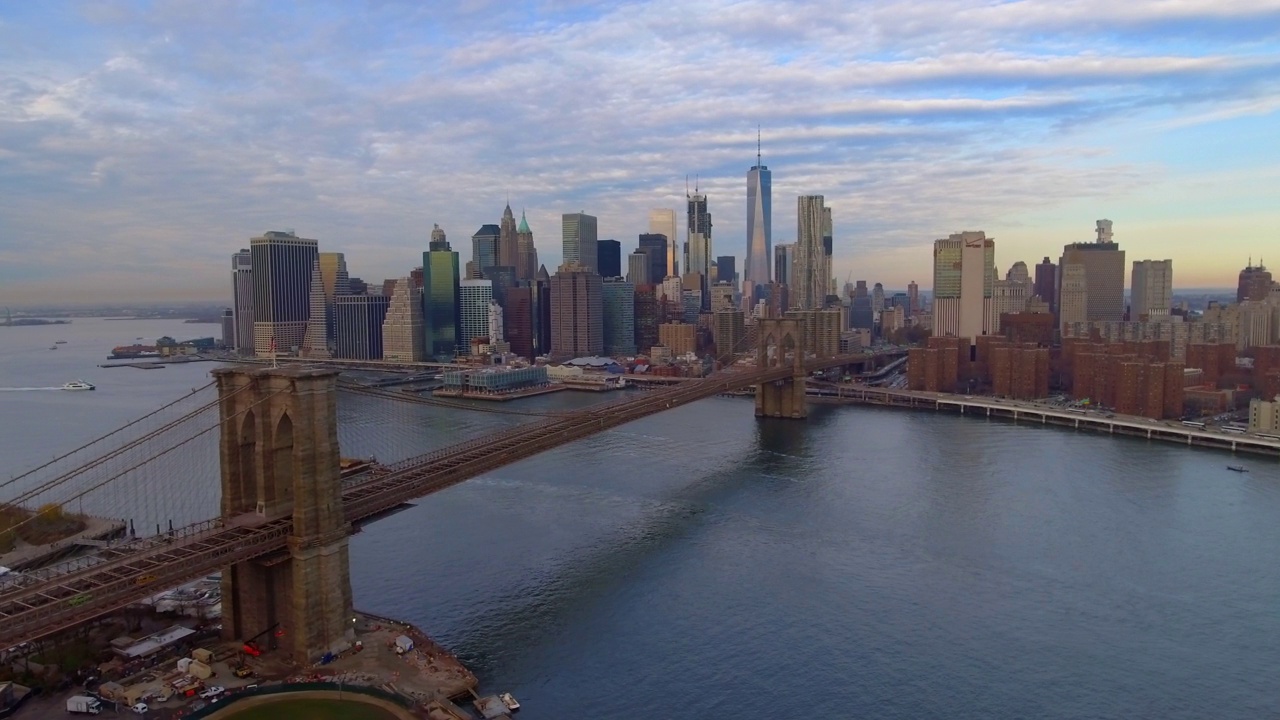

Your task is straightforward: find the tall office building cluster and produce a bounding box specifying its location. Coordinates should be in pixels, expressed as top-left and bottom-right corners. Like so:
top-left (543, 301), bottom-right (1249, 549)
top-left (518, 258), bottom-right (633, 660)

top-left (227, 143), bottom-right (867, 371)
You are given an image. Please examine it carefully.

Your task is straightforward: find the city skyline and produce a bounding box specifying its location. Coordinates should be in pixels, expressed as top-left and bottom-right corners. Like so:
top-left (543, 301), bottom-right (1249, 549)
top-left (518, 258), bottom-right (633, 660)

top-left (2, 1), bottom-right (1279, 304)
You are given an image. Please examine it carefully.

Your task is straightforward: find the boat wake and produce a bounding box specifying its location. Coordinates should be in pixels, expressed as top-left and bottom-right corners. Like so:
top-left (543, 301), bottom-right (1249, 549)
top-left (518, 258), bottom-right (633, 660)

top-left (0, 387), bottom-right (63, 392)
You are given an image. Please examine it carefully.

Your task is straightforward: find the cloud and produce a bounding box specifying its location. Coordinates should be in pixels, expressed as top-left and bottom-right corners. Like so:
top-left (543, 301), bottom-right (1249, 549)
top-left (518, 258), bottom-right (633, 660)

top-left (0, 0), bottom-right (1278, 302)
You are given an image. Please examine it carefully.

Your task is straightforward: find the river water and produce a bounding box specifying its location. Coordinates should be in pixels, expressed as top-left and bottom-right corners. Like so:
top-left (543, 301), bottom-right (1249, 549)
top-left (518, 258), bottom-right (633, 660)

top-left (2, 318), bottom-right (1278, 718)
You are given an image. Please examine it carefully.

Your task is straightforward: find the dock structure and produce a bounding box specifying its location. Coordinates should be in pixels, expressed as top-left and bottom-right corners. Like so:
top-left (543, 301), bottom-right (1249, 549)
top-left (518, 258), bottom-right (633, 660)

top-left (807, 385), bottom-right (1280, 458)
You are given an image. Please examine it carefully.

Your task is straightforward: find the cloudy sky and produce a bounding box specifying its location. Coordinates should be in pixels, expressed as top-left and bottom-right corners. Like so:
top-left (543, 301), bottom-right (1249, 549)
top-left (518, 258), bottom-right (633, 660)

top-left (2, 0), bottom-right (1279, 304)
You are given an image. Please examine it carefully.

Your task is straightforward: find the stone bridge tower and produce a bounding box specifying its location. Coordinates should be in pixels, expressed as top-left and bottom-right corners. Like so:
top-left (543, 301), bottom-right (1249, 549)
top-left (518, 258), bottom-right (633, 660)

top-left (212, 366), bottom-right (354, 664)
top-left (755, 317), bottom-right (808, 419)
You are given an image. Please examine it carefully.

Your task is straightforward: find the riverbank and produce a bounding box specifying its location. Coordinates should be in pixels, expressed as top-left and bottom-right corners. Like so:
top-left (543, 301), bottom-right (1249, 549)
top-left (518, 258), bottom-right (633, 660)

top-left (433, 384), bottom-right (565, 401)
top-left (810, 385), bottom-right (1280, 459)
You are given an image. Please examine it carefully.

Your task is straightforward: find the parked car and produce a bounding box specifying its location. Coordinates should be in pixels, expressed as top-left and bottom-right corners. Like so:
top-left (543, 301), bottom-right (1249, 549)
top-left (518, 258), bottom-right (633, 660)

top-left (199, 686), bottom-right (225, 700)
top-left (130, 702), bottom-right (148, 715)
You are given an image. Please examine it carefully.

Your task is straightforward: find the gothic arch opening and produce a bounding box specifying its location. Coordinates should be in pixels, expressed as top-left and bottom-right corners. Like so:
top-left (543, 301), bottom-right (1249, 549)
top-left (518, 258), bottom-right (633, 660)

top-left (237, 410), bottom-right (256, 514)
top-left (269, 412), bottom-right (294, 512)
top-left (763, 332), bottom-right (780, 368)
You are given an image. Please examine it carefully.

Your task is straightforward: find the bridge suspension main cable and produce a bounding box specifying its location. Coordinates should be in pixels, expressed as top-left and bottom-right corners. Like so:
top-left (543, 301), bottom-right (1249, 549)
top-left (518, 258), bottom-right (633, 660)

top-left (0, 382), bottom-right (245, 510)
top-left (0, 380), bottom-right (217, 491)
top-left (0, 386), bottom-right (283, 539)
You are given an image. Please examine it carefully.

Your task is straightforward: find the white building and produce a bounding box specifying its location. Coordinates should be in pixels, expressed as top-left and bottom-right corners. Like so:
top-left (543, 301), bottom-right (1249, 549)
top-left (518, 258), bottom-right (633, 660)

top-left (459, 279), bottom-right (494, 352)
top-left (1131, 259), bottom-right (1173, 320)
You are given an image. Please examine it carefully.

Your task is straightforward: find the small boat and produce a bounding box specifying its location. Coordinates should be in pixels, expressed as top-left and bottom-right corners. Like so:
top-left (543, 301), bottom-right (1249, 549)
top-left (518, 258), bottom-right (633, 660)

top-left (499, 692), bottom-right (520, 712)
top-left (49, 345), bottom-right (57, 350)
top-left (55, 340), bottom-right (67, 344)
top-left (1227, 465), bottom-right (1248, 473)
top-left (62, 380), bottom-right (96, 391)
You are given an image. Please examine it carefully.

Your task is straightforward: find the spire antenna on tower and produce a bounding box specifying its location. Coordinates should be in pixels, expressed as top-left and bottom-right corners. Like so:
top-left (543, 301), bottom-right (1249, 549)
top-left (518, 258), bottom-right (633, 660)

top-left (757, 124), bottom-right (761, 166)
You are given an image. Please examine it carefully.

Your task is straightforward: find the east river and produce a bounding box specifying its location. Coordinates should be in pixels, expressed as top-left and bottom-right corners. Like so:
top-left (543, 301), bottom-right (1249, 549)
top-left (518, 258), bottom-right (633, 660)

top-left (2, 318), bottom-right (1279, 718)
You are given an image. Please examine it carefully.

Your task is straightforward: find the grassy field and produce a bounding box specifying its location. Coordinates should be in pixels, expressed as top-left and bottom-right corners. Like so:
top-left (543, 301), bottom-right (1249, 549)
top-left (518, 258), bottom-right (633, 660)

top-left (222, 698), bottom-right (404, 720)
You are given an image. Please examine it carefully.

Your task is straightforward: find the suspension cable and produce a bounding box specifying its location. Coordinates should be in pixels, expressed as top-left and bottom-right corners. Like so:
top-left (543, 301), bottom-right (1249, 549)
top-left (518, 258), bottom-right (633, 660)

top-left (0, 381), bottom-right (216, 489)
top-left (2, 383), bottom-right (249, 509)
top-left (2, 388), bottom-right (285, 537)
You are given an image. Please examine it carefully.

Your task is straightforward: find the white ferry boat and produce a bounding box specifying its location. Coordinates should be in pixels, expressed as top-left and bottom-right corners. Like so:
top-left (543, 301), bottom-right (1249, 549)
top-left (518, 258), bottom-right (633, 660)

top-left (62, 380), bottom-right (96, 391)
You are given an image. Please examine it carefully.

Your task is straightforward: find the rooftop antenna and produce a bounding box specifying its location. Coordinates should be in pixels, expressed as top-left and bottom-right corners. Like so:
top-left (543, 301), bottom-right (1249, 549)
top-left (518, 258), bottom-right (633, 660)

top-left (757, 124), bottom-right (761, 167)
top-left (685, 174), bottom-right (689, 198)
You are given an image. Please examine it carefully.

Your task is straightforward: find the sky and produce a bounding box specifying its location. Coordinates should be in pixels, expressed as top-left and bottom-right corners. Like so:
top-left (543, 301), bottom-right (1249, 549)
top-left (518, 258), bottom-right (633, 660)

top-left (1, 0), bottom-right (1279, 305)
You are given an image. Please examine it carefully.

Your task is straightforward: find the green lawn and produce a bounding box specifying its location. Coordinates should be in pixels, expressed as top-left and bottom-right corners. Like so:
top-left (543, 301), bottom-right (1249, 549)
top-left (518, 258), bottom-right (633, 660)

top-left (223, 698), bottom-right (403, 720)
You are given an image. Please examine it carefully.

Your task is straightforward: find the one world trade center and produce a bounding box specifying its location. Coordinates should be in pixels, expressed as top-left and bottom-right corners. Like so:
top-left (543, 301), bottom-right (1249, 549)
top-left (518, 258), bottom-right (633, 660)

top-left (744, 131), bottom-right (771, 288)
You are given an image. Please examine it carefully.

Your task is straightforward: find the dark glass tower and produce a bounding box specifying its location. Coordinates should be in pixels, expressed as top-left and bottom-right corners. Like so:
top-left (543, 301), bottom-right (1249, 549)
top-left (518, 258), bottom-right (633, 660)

top-left (597, 239), bottom-right (622, 278)
top-left (422, 224), bottom-right (461, 361)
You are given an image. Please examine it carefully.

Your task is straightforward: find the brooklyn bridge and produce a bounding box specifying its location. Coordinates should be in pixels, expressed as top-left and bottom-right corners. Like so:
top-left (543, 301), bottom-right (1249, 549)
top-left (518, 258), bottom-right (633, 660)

top-left (0, 318), bottom-right (895, 660)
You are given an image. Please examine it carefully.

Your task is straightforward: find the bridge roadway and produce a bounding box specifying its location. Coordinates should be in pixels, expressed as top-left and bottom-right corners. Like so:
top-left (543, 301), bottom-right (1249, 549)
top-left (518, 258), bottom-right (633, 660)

top-left (0, 354), bottom-right (867, 648)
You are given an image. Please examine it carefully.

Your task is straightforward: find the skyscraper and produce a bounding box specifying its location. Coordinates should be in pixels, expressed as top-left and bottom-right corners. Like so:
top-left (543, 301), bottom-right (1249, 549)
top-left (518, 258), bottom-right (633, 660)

top-left (627, 251), bottom-right (650, 286)
top-left (333, 294), bottom-right (390, 360)
top-left (1237, 259), bottom-right (1273, 302)
top-left (774, 243), bottom-right (794, 289)
top-left (602, 277), bottom-right (636, 356)
top-left (685, 191), bottom-right (712, 308)
top-left (932, 231), bottom-right (995, 346)
top-left (793, 196), bottom-right (827, 309)
top-left (505, 286), bottom-right (536, 359)
top-left (459, 279), bottom-right (494, 352)
top-left (1058, 222), bottom-right (1125, 326)
top-left (1034, 257), bottom-right (1057, 313)
top-left (550, 263), bottom-right (603, 359)
top-left (638, 233), bottom-right (669, 287)
top-left (821, 206), bottom-right (834, 302)
top-left (422, 225), bottom-right (461, 361)
top-left (1131, 259), bottom-right (1173, 320)
top-left (597, 239), bottom-right (622, 278)
top-left (381, 278), bottom-right (424, 362)
top-left (515, 210), bottom-right (538, 280)
top-left (499, 203), bottom-right (519, 270)
top-left (716, 255), bottom-right (737, 288)
top-left (648, 208), bottom-right (678, 277)
top-left (250, 230), bottom-right (318, 356)
top-left (906, 280), bottom-right (919, 317)
top-left (713, 309), bottom-right (746, 364)
top-left (220, 308), bottom-right (234, 349)
top-left (563, 213), bottom-right (599, 273)
top-left (231, 249), bottom-right (254, 355)
top-left (634, 284), bottom-right (659, 354)
top-left (472, 224), bottom-right (501, 276)
top-left (745, 136), bottom-right (771, 286)
top-left (302, 252), bottom-right (349, 358)
top-left (534, 264), bottom-right (552, 357)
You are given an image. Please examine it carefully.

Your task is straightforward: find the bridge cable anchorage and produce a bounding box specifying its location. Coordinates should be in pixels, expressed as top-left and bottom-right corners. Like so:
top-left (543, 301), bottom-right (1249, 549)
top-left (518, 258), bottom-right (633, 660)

top-left (0, 380), bottom-right (216, 490)
top-left (1, 387), bottom-right (281, 540)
